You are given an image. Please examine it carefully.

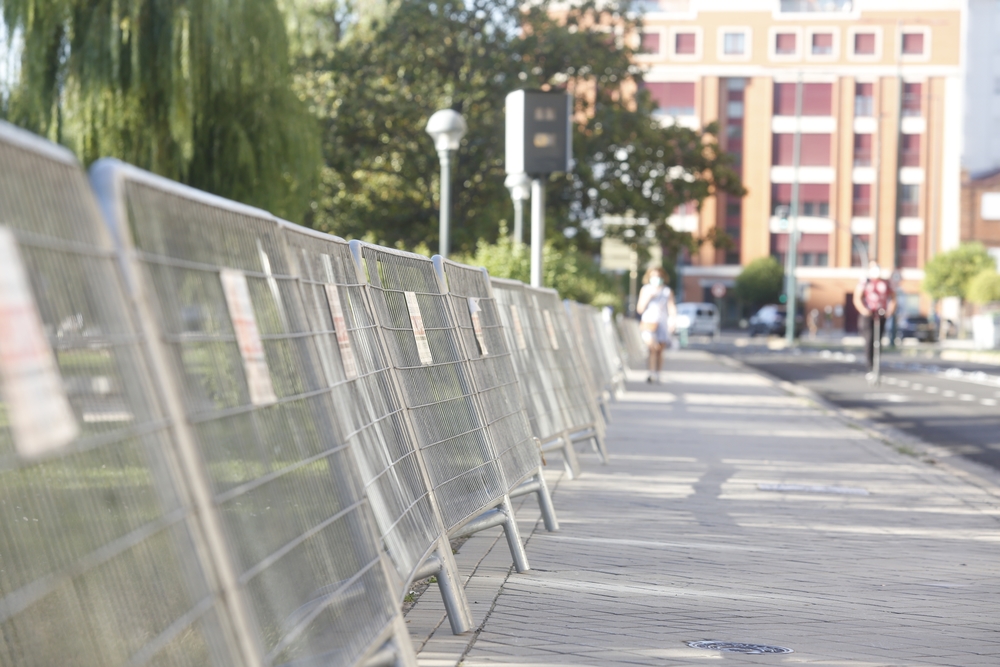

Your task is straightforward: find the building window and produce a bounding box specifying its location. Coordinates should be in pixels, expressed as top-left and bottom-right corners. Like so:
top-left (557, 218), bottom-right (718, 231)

top-left (675, 32), bottom-right (697, 55)
top-left (773, 82), bottom-right (832, 116)
top-left (723, 32), bottom-right (746, 55)
top-left (854, 32), bottom-right (876, 55)
top-left (898, 235), bottom-right (919, 268)
top-left (899, 185), bottom-right (920, 220)
top-left (772, 134), bottom-right (831, 167)
top-left (781, 0), bottom-right (852, 11)
top-left (812, 33), bottom-right (834, 55)
top-left (772, 184), bottom-right (830, 218)
top-left (902, 82), bottom-right (922, 117)
top-left (644, 82), bottom-right (696, 116)
top-left (775, 32), bottom-right (797, 55)
top-left (852, 184), bottom-right (871, 217)
top-left (851, 234), bottom-right (871, 267)
top-left (900, 134), bottom-right (921, 167)
top-left (854, 133), bottom-right (872, 166)
top-left (855, 82), bottom-right (874, 116)
top-left (640, 32), bottom-right (661, 54)
top-left (902, 32), bottom-right (924, 55)
top-left (771, 233), bottom-right (829, 267)
top-left (900, 184), bottom-right (920, 217)
top-left (727, 101), bottom-right (745, 119)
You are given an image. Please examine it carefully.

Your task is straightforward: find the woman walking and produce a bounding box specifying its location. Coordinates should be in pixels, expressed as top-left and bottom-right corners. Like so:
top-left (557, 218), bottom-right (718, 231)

top-left (636, 267), bottom-right (677, 383)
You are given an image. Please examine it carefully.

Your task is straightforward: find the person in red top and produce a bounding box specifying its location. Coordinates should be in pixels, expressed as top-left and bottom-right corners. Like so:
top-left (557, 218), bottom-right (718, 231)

top-left (852, 260), bottom-right (897, 379)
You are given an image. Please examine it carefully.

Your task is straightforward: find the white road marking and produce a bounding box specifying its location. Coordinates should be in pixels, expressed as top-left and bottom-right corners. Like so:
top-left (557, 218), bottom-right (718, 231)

top-left (959, 394), bottom-right (975, 401)
top-left (943, 390), bottom-right (956, 398)
top-left (925, 386), bottom-right (939, 394)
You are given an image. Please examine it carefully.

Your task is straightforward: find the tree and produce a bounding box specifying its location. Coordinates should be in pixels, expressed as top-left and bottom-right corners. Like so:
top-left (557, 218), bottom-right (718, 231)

top-left (923, 243), bottom-right (995, 303)
top-left (294, 0), bottom-right (743, 254)
top-left (967, 268), bottom-right (1000, 307)
top-left (735, 257), bottom-right (783, 311)
top-left (2, 0), bottom-right (319, 222)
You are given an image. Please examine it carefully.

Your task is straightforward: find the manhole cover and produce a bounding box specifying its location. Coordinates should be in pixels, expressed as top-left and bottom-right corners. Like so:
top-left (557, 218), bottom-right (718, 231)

top-left (687, 640), bottom-right (793, 654)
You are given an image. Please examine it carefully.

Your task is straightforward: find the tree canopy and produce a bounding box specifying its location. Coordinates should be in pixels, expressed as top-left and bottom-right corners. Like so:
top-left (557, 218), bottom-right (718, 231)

top-left (735, 257), bottom-right (784, 310)
top-left (922, 243), bottom-right (996, 302)
top-left (2, 0), bottom-right (319, 222)
top-left (294, 0), bottom-right (744, 253)
top-left (967, 268), bottom-right (1000, 306)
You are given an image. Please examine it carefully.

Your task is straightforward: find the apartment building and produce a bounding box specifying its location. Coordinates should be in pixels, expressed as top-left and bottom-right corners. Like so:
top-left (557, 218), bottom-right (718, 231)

top-left (634, 0), bottom-right (963, 326)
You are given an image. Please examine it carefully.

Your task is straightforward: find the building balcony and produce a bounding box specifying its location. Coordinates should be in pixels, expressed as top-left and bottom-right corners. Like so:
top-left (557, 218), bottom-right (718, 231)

top-left (771, 166), bottom-right (835, 183)
top-left (771, 116), bottom-right (837, 134)
top-left (781, 0), bottom-right (853, 12)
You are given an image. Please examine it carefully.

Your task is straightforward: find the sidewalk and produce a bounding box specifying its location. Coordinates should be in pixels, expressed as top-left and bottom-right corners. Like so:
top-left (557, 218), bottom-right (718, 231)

top-left (405, 350), bottom-right (1000, 666)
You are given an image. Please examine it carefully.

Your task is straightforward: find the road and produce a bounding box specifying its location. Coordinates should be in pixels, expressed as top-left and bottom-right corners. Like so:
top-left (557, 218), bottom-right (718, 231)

top-left (702, 340), bottom-right (1000, 472)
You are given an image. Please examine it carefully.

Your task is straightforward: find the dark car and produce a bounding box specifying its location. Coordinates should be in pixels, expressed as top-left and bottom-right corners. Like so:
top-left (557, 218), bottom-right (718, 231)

top-left (748, 304), bottom-right (804, 338)
top-left (896, 314), bottom-right (937, 343)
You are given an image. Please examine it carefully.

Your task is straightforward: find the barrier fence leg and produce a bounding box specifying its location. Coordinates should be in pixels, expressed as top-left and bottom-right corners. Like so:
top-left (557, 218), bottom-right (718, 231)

top-left (363, 615), bottom-right (419, 667)
top-left (433, 537), bottom-right (474, 634)
top-left (534, 467), bottom-right (560, 532)
top-left (561, 432), bottom-right (582, 480)
top-left (592, 432), bottom-right (610, 465)
top-left (500, 495), bottom-right (531, 573)
top-left (599, 395), bottom-right (612, 424)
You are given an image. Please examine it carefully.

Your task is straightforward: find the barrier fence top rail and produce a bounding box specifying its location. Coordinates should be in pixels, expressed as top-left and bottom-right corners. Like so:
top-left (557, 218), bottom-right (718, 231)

top-left (277, 222), bottom-right (442, 585)
top-left (0, 121), bottom-right (240, 666)
top-left (436, 260), bottom-right (540, 492)
top-left (91, 160), bottom-right (403, 667)
top-left (351, 242), bottom-right (507, 531)
top-left (488, 278), bottom-right (568, 445)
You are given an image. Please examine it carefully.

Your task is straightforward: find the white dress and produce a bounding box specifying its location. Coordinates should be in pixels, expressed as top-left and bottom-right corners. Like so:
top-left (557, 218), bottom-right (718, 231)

top-left (639, 285), bottom-right (672, 345)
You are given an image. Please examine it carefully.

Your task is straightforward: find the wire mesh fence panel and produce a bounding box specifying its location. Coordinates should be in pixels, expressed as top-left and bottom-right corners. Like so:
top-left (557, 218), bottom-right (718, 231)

top-left (488, 279), bottom-right (567, 445)
top-left (564, 302), bottom-right (611, 399)
top-left (355, 244), bottom-right (506, 531)
top-left (438, 261), bottom-right (540, 490)
top-left (279, 225), bottom-right (440, 583)
top-left (590, 306), bottom-right (626, 388)
top-left (618, 316), bottom-right (647, 369)
top-left (95, 162), bottom-right (401, 667)
top-left (525, 287), bottom-right (601, 435)
top-left (0, 124), bottom-right (240, 667)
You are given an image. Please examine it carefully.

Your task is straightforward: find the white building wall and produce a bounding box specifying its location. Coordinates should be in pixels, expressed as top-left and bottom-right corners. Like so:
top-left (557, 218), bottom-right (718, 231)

top-left (963, 0), bottom-right (1000, 174)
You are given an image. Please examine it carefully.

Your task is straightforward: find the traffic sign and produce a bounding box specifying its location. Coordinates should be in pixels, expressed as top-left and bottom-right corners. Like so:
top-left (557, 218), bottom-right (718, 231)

top-left (711, 283), bottom-right (727, 299)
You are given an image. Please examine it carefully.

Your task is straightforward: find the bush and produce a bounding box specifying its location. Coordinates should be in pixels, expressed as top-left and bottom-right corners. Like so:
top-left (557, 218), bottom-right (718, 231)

top-left (735, 257), bottom-right (784, 310)
top-left (967, 269), bottom-right (1000, 306)
top-left (453, 235), bottom-right (622, 310)
top-left (923, 242), bottom-right (995, 301)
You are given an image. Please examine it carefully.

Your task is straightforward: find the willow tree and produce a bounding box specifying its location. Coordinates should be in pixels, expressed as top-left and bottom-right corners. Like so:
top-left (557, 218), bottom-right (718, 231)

top-left (2, 0), bottom-right (319, 222)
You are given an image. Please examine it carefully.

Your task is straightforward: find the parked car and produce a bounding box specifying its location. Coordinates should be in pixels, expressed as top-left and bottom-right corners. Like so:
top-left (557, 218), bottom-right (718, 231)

top-left (747, 304), bottom-right (804, 338)
top-left (676, 302), bottom-right (721, 338)
top-left (896, 314), bottom-right (937, 343)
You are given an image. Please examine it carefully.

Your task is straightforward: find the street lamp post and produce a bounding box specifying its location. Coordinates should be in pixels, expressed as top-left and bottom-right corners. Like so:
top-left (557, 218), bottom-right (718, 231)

top-left (785, 75), bottom-right (804, 347)
top-left (426, 109), bottom-right (467, 259)
top-left (504, 172), bottom-right (532, 244)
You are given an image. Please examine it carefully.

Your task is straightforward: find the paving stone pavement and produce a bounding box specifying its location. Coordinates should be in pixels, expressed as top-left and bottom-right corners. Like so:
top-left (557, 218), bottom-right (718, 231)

top-left (405, 350), bottom-right (1000, 666)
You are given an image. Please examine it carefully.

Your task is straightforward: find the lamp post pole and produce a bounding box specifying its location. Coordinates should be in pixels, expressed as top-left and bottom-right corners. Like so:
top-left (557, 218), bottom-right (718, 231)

top-left (785, 74), bottom-right (803, 347)
top-left (426, 109), bottom-right (467, 260)
top-left (530, 178), bottom-right (545, 287)
top-left (504, 172), bottom-right (532, 244)
top-left (437, 148), bottom-right (453, 258)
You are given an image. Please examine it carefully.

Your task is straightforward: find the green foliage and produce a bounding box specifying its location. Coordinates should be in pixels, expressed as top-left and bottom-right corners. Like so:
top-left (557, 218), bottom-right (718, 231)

top-left (295, 0), bottom-right (744, 255)
top-left (967, 268), bottom-right (1000, 306)
top-left (453, 235), bottom-right (621, 310)
top-left (2, 0), bottom-right (319, 222)
top-left (922, 243), bottom-right (996, 302)
top-left (735, 257), bottom-right (784, 309)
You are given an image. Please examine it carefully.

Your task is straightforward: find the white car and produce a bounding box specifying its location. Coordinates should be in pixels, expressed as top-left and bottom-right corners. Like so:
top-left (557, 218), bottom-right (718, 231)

top-left (675, 302), bottom-right (721, 338)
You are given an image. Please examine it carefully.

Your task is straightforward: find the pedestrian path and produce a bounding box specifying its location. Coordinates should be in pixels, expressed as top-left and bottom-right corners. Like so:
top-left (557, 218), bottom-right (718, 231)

top-left (406, 350), bottom-right (1000, 666)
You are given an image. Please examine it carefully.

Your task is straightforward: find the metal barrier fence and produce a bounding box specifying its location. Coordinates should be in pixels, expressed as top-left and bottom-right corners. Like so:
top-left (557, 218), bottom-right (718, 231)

top-left (435, 259), bottom-right (558, 532)
top-left (90, 159), bottom-right (414, 666)
top-left (617, 316), bottom-right (647, 369)
top-left (489, 279), bottom-right (582, 478)
top-left (564, 301), bottom-right (614, 424)
top-left (350, 242), bottom-right (529, 572)
top-left (1, 121), bottom-right (627, 665)
top-left (276, 223), bottom-right (473, 634)
top-left (0, 120), bottom-right (251, 667)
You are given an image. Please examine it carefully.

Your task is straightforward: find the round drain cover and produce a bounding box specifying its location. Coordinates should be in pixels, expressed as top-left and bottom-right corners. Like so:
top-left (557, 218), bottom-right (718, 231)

top-left (687, 640), bottom-right (793, 654)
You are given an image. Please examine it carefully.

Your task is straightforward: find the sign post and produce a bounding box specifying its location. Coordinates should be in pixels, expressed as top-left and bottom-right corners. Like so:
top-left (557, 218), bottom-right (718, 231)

top-left (505, 90), bottom-right (573, 287)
